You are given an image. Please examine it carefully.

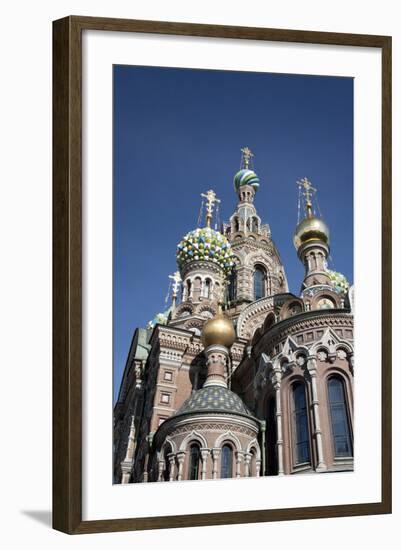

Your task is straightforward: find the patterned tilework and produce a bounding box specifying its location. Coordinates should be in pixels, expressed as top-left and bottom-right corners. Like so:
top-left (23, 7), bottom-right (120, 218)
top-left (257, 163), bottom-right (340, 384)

top-left (178, 386), bottom-right (251, 416)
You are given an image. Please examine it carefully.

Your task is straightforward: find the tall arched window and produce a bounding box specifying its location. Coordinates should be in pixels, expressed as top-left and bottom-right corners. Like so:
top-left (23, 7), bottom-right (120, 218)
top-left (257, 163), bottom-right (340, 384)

top-left (228, 270), bottom-right (237, 302)
top-left (328, 377), bottom-right (353, 457)
top-left (202, 278), bottom-right (212, 299)
top-left (186, 280), bottom-right (192, 300)
top-left (220, 444), bottom-right (233, 478)
top-left (251, 217), bottom-right (258, 233)
top-left (188, 443), bottom-right (200, 480)
top-left (253, 266), bottom-right (266, 300)
top-left (291, 383), bottom-right (311, 465)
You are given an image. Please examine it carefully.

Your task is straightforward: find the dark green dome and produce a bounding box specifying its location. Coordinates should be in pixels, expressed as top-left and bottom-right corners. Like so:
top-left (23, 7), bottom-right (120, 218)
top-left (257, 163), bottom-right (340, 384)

top-left (177, 386), bottom-right (251, 416)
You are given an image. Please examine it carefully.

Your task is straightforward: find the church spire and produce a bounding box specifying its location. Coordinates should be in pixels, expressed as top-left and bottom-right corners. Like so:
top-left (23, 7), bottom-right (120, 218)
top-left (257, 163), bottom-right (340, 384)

top-left (294, 178), bottom-right (331, 290)
top-left (233, 146), bottom-right (260, 202)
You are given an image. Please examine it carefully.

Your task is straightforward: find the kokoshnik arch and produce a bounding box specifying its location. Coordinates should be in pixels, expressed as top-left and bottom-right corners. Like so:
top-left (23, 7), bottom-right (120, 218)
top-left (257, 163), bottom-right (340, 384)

top-left (113, 147), bottom-right (354, 483)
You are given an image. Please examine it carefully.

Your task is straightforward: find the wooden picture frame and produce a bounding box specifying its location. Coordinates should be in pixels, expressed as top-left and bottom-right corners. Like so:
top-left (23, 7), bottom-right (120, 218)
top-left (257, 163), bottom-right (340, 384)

top-left (53, 15), bottom-right (392, 534)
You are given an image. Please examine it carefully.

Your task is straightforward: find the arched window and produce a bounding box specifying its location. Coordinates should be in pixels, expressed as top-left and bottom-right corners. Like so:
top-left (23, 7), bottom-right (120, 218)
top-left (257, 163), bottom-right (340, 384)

top-left (220, 444), bottom-right (233, 478)
top-left (202, 278), bottom-right (212, 299)
top-left (253, 266), bottom-right (266, 300)
top-left (328, 377), bottom-right (353, 457)
top-left (188, 443), bottom-right (200, 480)
top-left (186, 280), bottom-right (192, 300)
top-left (233, 217), bottom-right (240, 232)
top-left (291, 383), bottom-right (311, 465)
top-left (251, 217), bottom-right (258, 233)
top-left (228, 270), bottom-right (237, 302)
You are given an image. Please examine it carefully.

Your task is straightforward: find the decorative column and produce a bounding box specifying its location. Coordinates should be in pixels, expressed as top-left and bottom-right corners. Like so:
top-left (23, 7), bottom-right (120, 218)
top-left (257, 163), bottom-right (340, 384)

top-left (244, 453), bottom-right (252, 477)
top-left (168, 454), bottom-right (176, 482)
top-left (212, 448), bottom-right (221, 479)
top-left (200, 448), bottom-right (210, 480)
top-left (255, 459), bottom-right (261, 477)
top-left (272, 367), bottom-right (284, 475)
top-left (120, 415), bottom-right (136, 483)
top-left (142, 433), bottom-right (153, 482)
top-left (176, 451), bottom-right (185, 481)
top-left (235, 451), bottom-right (244, 478)
top-left (157, 459), bottom-right (165, 482)
top-left (307, 357), bottom-right (327, 471)
top-left (349, 353), bottom-right (354, 376)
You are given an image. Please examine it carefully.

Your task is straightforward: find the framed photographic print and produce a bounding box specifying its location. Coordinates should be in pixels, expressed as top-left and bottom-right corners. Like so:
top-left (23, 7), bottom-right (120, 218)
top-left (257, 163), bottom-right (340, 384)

top-left (53, 16), bottom-right (392, 534)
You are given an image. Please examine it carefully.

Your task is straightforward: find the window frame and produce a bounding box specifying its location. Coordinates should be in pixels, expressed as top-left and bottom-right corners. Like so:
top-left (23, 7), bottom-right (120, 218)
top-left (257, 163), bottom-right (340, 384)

top-left (290, 381), bottom-right (312, 467)
top-left (327, 375), bottom-right (353, 459)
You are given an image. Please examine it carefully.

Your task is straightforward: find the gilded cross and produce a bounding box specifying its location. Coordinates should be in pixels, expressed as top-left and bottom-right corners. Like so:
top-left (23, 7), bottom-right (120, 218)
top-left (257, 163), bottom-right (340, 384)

top-left (297, 177), bottom-right (316, 217)
top-left (201, 189), bottom-right (221, 228)
top-left (241, 146), bottom-right (254, 169)
top-left (169, 271), bottom-right (182, 295)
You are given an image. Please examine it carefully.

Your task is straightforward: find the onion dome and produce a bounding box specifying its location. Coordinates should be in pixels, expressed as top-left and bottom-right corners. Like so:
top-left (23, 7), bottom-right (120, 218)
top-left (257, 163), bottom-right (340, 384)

top-left (327, 269), bottom-right (349, 294)
top-left (233, 169), bottom-right (260, 193)
top-left (201, 306), bottom-right (236, 349)
top-left (176, 227), bottom-right (234, 274)
top-left (146, 308), bottom-right (171, 330)
top-left (293, 215), bottom-right (330, 250)
top-left (177, 385), bottom-right (251, 416)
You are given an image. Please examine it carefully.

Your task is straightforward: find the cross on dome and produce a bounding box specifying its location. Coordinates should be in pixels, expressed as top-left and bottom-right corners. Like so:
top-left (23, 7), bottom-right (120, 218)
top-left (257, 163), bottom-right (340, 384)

top-left (201, 189), bottom-right (221, 228)
top-left (240, 146), bottom-right (254, 169)
top-left (297, 177), bottom-right (317, 218)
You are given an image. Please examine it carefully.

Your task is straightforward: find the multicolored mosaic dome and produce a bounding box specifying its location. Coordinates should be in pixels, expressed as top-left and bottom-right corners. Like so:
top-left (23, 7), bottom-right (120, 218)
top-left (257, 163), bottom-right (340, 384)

top-left (233, 169), bottom-right (260, 193)
top-left (147, 308), bottom-right (171, 330)
top-left (176, 227), bottom-right (234, 274)
top-left (327, 270), bottom-right (349, 294)
top-left (177, 386), bottom-right (251, 416)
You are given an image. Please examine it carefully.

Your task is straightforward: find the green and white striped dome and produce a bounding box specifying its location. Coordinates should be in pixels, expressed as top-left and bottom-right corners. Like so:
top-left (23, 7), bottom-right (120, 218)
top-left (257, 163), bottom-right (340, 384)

top-left (233, 169), bottom-right (260, 193)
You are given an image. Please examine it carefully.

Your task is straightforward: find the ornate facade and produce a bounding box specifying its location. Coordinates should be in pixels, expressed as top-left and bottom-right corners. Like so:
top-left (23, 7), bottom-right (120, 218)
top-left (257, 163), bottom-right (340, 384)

top-left (114, 148), bottom-right (354, 483)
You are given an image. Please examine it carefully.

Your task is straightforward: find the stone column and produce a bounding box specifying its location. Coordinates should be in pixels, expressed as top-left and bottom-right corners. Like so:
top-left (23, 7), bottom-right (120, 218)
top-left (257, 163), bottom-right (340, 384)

top-left (200, 448), bottom-right (210, 480)
top-left (235, 451), bottom-right (244, 478)
top-left (168, 454), bottom-right (176, 482)
top-left (157, 459), bottom-right (165, 482)
top-left (120, 462), bottom-right (132, 484)
top-left (273, 368), bottom-right (284, 475)
top-left (349, 353), bottom-right (354, 375)
top-left (307, 357), bottom-right (327, 471)
top-left (211, 448), bottom-right (221, 479)
top-left (244, 453), bottom-right (252, 477)
top-left (176, 451), bottom-right (185, 481)
top-left (120, 415), bottom-right (136, 484)
top-left (255, 459), bottom-right (261, 477)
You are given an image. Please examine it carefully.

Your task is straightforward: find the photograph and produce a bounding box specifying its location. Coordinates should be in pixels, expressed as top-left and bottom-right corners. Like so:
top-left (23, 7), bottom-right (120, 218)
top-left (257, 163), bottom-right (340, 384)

top-left (112, 65), bottom-right (355, 484)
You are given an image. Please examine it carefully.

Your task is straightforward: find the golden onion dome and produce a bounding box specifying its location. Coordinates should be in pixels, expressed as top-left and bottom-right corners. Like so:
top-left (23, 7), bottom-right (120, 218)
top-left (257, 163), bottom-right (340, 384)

top-left (293, 215), bottom-right (330, 250)
top-left (201, 307), bottom-right (236, 349)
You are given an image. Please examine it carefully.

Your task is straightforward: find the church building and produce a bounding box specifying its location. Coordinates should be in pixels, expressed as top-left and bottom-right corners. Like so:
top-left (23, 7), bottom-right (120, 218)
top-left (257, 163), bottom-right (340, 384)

top-left (113, 148), bottom-right (354, 483)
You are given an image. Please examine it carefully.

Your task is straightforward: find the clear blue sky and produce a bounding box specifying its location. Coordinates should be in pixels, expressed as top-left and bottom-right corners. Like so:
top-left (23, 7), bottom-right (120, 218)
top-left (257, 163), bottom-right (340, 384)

top-left (113, 65), bottom-right (354, 401)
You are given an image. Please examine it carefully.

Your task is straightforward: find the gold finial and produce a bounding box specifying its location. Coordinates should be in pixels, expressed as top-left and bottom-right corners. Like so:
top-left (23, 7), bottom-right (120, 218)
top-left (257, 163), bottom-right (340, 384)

top-left (241, 146), bottom-right (254, 169)
top-left (201, 189), bottom-right (221, 228)
top-left (297, 177), bottom-right (316, 218)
